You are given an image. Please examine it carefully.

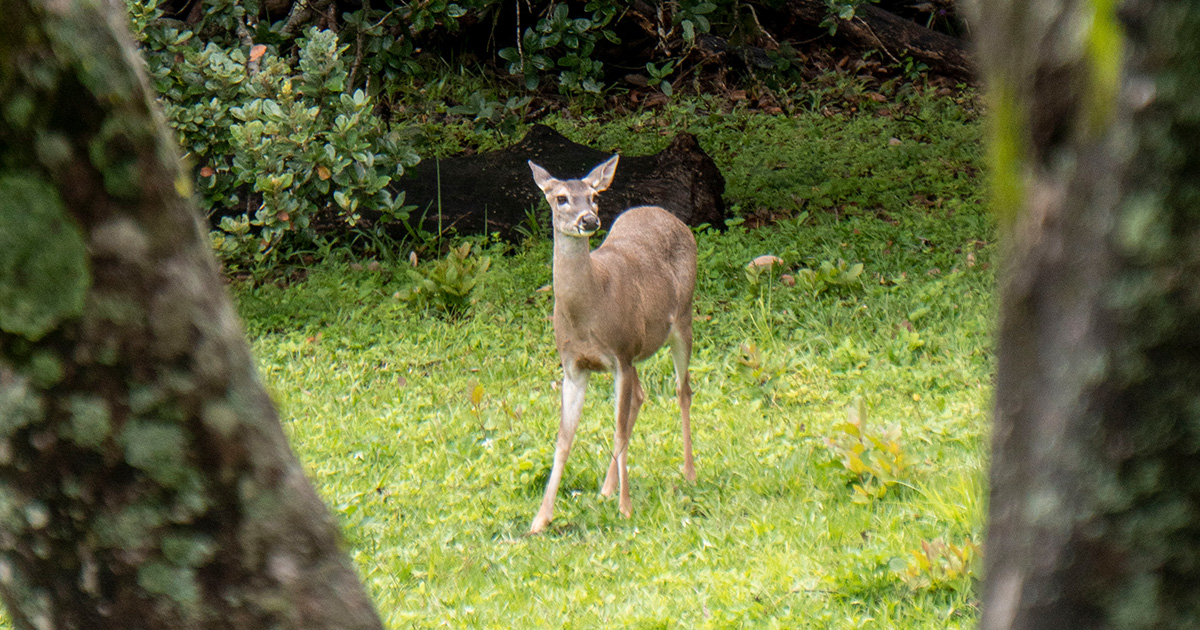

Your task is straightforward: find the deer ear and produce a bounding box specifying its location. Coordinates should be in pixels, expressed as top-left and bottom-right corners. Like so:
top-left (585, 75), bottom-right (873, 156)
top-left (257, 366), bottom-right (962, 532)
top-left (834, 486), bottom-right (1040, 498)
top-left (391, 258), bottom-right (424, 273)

top-left (529, 161), bottom-right (555, 193)
top-left (583, 154), bottom-right (619, 192)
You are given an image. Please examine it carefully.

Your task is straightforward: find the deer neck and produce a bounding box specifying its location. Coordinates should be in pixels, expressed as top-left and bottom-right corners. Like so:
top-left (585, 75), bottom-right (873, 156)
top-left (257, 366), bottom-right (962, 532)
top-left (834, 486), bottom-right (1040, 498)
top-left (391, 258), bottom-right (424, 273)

top-left (552, 233), bottom-right (604, 319)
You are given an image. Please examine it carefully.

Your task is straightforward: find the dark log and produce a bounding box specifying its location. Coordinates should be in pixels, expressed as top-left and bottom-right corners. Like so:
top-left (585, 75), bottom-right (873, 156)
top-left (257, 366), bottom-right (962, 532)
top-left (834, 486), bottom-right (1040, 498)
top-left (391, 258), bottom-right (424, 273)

top-left (386, 124), bottom-right (727, 240)
top-left (781, 0), bottom-right (974, 82)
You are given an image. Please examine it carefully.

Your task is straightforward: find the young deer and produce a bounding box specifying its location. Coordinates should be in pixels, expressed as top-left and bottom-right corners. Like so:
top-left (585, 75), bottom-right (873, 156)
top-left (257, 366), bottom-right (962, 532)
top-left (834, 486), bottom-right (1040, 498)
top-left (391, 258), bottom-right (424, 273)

top-left (527, 155), bottom-right (697, 534)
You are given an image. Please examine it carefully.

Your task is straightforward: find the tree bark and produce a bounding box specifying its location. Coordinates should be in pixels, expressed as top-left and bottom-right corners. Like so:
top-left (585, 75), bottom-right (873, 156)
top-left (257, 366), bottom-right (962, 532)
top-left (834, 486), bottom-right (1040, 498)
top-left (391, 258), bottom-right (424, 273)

top-left (0, 1), bottom-right (382, 627)
top-left (975, 1), bottom-right (1200, 628)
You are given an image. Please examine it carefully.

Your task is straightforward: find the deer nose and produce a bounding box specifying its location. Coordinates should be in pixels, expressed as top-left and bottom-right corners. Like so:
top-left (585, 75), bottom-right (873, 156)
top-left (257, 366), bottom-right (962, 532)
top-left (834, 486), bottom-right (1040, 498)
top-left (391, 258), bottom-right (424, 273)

top-left (579, 214), bottom-right (600, 234)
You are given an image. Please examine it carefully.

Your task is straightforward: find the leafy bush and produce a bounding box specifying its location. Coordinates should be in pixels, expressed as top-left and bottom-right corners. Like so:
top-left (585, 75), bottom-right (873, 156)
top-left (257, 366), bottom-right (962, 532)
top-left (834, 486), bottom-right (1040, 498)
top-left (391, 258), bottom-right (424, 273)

top-left (127, 5), bottom-right (420, 267)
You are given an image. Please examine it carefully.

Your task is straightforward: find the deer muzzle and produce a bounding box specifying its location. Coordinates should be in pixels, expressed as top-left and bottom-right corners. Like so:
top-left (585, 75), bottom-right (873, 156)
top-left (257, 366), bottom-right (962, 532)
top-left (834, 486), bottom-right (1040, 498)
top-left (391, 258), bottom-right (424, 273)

top-left (577, 213), bottom-right (601, 235)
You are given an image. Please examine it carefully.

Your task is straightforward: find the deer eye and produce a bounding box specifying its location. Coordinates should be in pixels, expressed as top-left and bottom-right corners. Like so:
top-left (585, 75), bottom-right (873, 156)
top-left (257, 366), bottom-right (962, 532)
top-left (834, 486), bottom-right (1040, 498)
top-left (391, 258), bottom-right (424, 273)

top-left (556, 195), bottom-right (568, 205)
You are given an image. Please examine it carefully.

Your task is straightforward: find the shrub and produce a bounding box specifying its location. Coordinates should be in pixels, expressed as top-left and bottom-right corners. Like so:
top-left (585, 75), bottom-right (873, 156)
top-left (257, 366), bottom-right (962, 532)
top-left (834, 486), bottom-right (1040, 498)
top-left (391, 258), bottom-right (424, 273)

top-left (127, 5), bottom-right (420, 267)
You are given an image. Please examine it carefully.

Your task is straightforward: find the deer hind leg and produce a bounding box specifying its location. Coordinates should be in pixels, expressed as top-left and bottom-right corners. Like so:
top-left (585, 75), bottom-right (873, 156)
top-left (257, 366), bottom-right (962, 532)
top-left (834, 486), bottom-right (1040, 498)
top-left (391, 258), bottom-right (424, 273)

top-left (601, 363), bottom-right (644, 518)
top-left (531, 369), bottom-right (589, 534)
top-left (669, 323), bottom-right (696, 483)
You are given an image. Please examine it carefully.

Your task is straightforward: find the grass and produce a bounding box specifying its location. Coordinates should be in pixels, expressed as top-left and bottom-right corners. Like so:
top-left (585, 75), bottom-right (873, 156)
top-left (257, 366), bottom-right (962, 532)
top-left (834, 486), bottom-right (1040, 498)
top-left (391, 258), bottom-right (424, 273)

top-left (233, 90), bottom-right (993, 628)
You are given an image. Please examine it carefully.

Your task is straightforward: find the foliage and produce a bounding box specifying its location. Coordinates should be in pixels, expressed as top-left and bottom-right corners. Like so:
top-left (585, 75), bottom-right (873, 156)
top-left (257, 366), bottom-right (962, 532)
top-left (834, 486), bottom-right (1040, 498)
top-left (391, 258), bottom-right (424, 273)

top-left (125, 0), bottom-right (905, 108)
top-left (397, 242), bottom-right (493, 317)
top-left (498, 2), bottom-right (616, 94)
top-left (822, 0), bottom-right (879, 34)
top-left (126, 6), bottom-right (420, 267)
top-left (793, 259), bottom-right (865, 295)
top-left (446, 91), bottom-right (534, 134)
top-left (825, 397), bottom-right (909, 503)
top-left (122, 0), bottom-right (975, 270)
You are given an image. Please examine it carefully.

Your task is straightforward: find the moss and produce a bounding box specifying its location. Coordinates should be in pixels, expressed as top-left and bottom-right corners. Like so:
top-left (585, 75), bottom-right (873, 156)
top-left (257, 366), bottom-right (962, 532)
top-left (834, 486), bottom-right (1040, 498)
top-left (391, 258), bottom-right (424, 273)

top-left (0, 174), bottom-right (89, 341)
top-left (26, 351), bottom-right (63, 389)
top-left (168, 472), bottom-right (213, 522)
top-left (84, 291), bottom-right (144, 329)
top-left (0, 483), bottom-right (25, 531)
top-left (127, 384), bottom-right (167, 416)
top-left (88, 116), bottom-right (150, 200)
top-left (32, 131), bottom-right (72, 170)
top-left (22, 501), bottom-right (49, 530)
top-left (0, 558), bottom-right (53, 630)
top-left (136, 560), bottom-right (200, 616)
top-left (3, 93), bottom-right (35, 130)
top-left (162, 533), bottom-right (216, 568)
top-left (89, 216), bottom-right (149, 265)
top-left (119, 419), bottom-right (191, 488)
top-left (65, 394), bottom-right (112, 449)
top-left (1115, 193), bottom-right (1171, 259)
top-left (93, 503), bottom-right (167, 550)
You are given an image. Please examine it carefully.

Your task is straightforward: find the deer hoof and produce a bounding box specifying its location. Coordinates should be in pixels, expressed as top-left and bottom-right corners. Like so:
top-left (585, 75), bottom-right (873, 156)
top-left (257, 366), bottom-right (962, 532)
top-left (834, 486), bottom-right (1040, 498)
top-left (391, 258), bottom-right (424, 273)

top-left (682, 464), bottom-right (696, 483)
top-left (600, 474), bottom-right (617, 497)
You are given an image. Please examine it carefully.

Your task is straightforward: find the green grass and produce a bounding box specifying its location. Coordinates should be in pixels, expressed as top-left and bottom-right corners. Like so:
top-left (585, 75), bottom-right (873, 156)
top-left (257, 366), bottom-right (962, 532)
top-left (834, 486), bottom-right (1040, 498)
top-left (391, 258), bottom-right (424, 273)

top-left (235, 92), bottom-right (992, 628)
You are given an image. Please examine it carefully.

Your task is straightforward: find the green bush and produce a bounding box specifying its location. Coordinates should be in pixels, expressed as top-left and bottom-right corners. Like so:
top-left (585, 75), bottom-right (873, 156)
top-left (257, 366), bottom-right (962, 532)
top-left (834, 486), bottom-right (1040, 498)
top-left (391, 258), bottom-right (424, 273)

top-left (127, 4), bottom-right (419, 267)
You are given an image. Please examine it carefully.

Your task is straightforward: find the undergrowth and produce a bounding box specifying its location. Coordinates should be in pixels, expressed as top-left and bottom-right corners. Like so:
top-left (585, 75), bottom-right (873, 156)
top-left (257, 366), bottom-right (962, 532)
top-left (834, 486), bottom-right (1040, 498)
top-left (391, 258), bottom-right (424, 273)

top-left (231, 93), bottom-right (991, 628)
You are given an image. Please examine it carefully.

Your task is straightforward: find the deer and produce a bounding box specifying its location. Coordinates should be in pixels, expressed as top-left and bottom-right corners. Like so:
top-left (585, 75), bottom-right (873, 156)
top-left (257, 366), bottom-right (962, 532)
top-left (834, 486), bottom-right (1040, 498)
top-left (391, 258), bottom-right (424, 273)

top-left (526, 154), bottom-right (697, 534)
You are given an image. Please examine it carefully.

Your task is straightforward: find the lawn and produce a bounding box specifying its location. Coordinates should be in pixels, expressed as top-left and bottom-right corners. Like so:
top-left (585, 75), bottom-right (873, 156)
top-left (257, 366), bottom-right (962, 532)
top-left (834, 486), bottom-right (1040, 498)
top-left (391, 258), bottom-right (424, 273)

top-left (234, 91), bottom-right (993, 628)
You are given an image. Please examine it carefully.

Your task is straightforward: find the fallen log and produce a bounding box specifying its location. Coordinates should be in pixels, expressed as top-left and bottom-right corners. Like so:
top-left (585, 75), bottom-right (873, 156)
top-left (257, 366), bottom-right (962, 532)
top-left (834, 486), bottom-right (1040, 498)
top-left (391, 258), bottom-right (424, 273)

top-left (383, 124), bottom-right (727, 240)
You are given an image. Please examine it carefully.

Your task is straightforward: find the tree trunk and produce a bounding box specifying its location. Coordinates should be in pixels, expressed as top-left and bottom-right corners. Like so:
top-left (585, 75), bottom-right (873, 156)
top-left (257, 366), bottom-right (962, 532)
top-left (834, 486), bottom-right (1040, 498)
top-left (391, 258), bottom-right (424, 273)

top-left (975, 1), bottom-right (1200, 628)
top-left (0, 1), bottom-right (382, 627)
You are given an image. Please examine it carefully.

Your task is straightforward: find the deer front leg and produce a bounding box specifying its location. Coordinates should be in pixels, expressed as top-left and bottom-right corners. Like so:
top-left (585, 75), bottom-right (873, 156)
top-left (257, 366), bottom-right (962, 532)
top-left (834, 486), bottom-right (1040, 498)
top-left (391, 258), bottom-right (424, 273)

top-left (670, 326), bottom-right (696, 483)
top-left (601, 364), bottom-right (644, 518)
top-left (530, 370), bottom-right (589, 534)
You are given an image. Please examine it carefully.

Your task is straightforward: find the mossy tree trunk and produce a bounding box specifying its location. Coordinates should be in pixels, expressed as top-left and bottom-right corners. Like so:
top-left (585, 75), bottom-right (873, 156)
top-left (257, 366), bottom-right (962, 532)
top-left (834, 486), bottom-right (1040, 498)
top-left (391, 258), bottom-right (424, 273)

top-left (0, 1), bottom-right (382, 627)
top-left (974, 0), bottom-right (1200, 628)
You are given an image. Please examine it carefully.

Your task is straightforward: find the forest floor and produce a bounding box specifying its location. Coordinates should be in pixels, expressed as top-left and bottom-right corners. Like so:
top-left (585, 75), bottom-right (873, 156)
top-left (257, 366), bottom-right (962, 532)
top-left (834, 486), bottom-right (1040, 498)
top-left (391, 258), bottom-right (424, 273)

top-left (234, 87), bottom-right (992, 628)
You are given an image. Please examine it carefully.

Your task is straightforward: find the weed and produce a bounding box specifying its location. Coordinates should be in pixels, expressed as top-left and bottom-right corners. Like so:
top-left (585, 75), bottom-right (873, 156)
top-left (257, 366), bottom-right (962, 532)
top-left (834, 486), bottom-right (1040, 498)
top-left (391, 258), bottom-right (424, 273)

top-left (396, 242), bottom-right (492, 317)
top-left (825, 397), bottom-right (909, 503)
top-left (644, 60), bottom-right (678, 96)
top-left (894, 538), bottom-right (980, 593)
top-left (734, 341), bottom-right (787, 403)
top-left (793, 259), bottom-right (865, 296)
